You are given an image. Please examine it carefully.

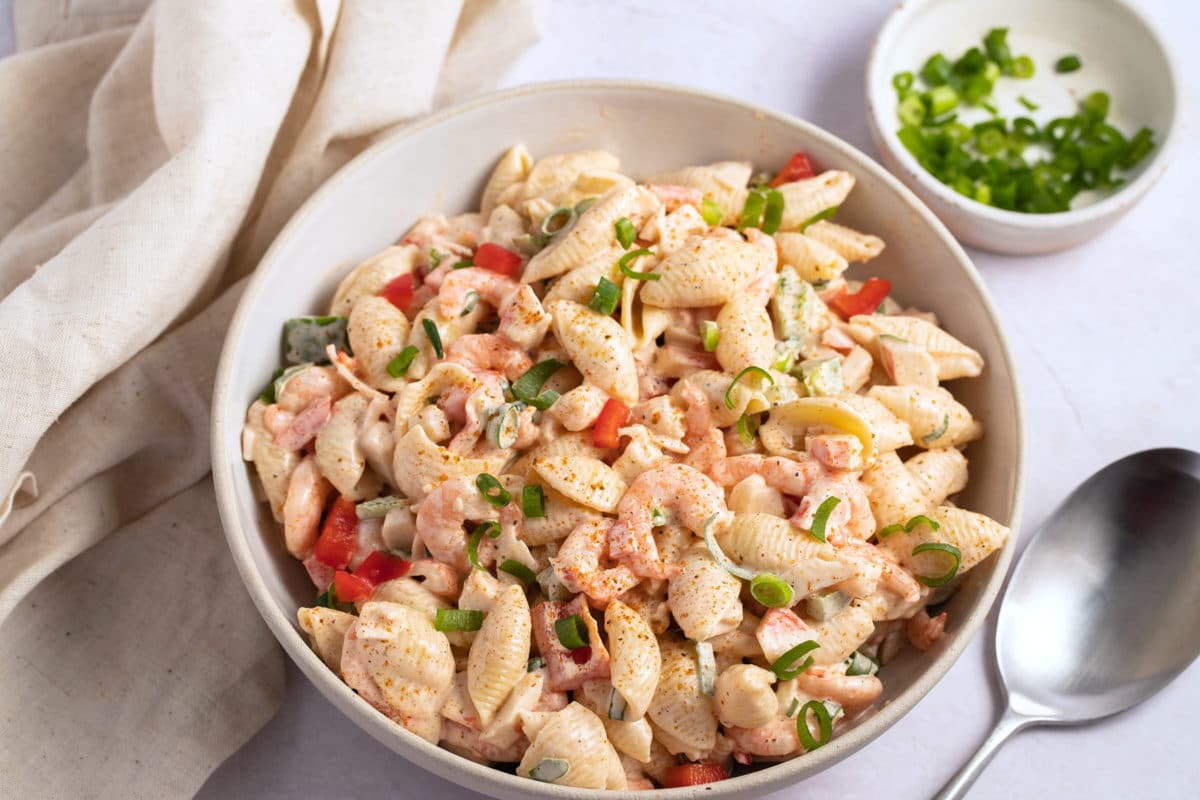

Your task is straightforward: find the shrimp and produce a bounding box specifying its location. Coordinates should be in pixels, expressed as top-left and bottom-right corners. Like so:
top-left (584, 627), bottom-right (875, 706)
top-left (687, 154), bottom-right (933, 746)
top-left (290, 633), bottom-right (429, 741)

top-left (282, 456), bottom-right (332, 558)
top-left (679, 379), bottom-right (726, 474)
top-left (399, 213), bottom-right (478, 261)
top-left (415, 475), bottom-right (501, 573)
top-left (552, 519), bottom-right (641, 608)
top-left (265, 396), bottom-right (332, 451)
top-left (646, 184), bottom-right (703, 212)
top-left (446, 333), bottom-right (533, 381)
top-left (447, 380), bottom-right (509, 454)
top-left (726, 718), bottom-right (800, 759)
top-left (743, 228), bottom-right (779, 307)
top-left (438, 267), bottom-right (519, 318)
top-left (836, 542), bottom-right (921, 603)
top-left (709, 454), bottom-right (822, 497)
top-left (268, 365), bottom-right (350, 450)
top-left (807, 433), bottom-right (865, 472)
top-left (406, 559), bottom-right (461, 600)
top-left (906, 608), bottom-right (947, 651)
top-left (791, 474), bottom-right (874, 543)
top-left (441, 719), bottom-right (526, 764)
top-left (794, 666), bottom-right (883, 717)
top-left (608, 463), bottom-right (728, 580)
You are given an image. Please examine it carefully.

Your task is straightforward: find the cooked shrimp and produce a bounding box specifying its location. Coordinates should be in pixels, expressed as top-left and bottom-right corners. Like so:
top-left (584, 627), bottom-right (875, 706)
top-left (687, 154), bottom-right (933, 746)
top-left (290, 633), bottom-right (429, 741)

top-left (836, 541), bottom-right (921, 603)
top-left (743, 228), bottom-right (779, 307)
top-left (710, 454), bottom-right (822, 497)
top-left (282, 456), bottom-right (332, 558)
top-left (406, 559), bottom-right (461, 600)
top-left (415, 475), bottom-right (501, 573)
top-left (438, 267), bottom-right (519, 318)
top-left (275, 365), bottom-right (349, 413)
top-left (447, 380), bottom-right (509, 454)
top-left (608, 463), bottom-right (728, 580)
top-left (446, 333), bottom-right (533, 381)
top-left (267, 395), bottom-right (332, 451)
top-left (552, 519), bottom-right (641, 607)
top-left (794, 666), bottom-right (883, 717)
top-left (679, 379), bottom-right (726, 473)
top-left (906, 608), bottom-right (947, 651)
top-left (399, 213), bottom-right (478, 261)
top-left (807, 433), bottom-right (865, 472)
top-left (646, 183), bottom-right (703, 212)
top-left (726, 718), bottom-right (800, 759)
top-left (792, 474), bottom-right (874, 542)
top-left (441, 720), bottom-right (525, 763)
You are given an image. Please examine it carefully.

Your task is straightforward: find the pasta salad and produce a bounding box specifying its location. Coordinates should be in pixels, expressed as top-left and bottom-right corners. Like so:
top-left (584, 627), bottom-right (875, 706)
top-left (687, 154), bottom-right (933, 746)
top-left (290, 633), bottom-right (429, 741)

top-left (241, 146), bottom-right (1010, 790)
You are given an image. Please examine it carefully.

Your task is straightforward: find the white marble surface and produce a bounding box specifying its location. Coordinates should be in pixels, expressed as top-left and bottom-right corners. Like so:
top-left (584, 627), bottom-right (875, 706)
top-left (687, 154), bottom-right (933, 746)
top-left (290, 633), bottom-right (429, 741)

top-left (5, 0), bottom-right (1196, 797)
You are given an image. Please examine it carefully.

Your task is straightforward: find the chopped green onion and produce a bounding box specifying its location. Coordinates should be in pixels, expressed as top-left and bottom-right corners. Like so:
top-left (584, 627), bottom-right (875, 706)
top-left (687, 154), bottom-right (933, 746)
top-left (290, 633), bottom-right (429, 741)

top-left (799, 206), bottom-right (838, 232)
top-left (772, 640), bottom-right (820, 681)
top-left (617, 248), bottom-right (660, 280)
top-left (421, 318), bottom-right (443, 359)
top-left (898, 93), bottom-right (927, 127)
top-left (1055, 54), bottom-right (1082, 73)
top-left (1011, 55), bottom-right (1034, 79)
top-left (386, 345), bottom-right (420, 378)
top-left (1017, 95), bottom-right (1039, 112)
top-left (880, 512), bottom-right (941, 540)
top-left (724, 365), bottom-right (774, 409)
top-left (913, 542), bottom-right (962, 587)
top-left (796, 699), bottom-right (834, 752)
top-left (487, 402), bottom-right (523, 449)
top-left (314, 582), bottom-right (355, 613)
top-left (786, 697), bottom-right (801, 718)
top-left (529, 757), bottom-right (570, 783)
top-left (701, 197), bottom-right (724, 226)
top-left (696, 641), bottom-right (716, 695)
top-left (738, 189), bottom-right (767, 230)
top-left (574, 197), bottom-right (597, 215)
top-left (892, 71), bottom-right (914, 94)
top-left (920, 53), bottom-right (954, 87)
top-left (355, 496), bottom-right (405, 519)
top-left (922, 413), bottom-right (950, 444)
top-left (429, 249), bottom-right (445, 269)
top-left (467, 520), bottom-right (502, 569)
top-left (1082, 90), bottom-right (1110, 121)
top-left (983, 27), bottom-right (1012, 71)
top-left (651, 507), bottom-right (668, 527)
top-left (1121, 127), bottom-right (1155, 169)
top-left (499, 559), bottom-right (537, 586)
top-left (926, 85), bottom-right (959, 116)
top-left (526, 389), bottom-right (559, 411)
top-left (435, 608), bottom-right (485, 632)
top-left (614, 216), bottom-right (637, 249)
top-left (541, 206), bottom-right (577, 238)
top-left (608, 687), bottom-right (628, 720)
top-left (735, 413), bottom-right (759, 446)
top-left (750, 573), bottom-right (794, 608)
top-left (522, 485), bottom-right (546, 518)
top-left (700, 320), bottom-right (720, 352)
top-left (809, 496), bottom-right (841, 543)
top-left (451, 259), bottom-right (473, 270)
top-left (805, 590), bottom-right (848, 621)
top-left (703, 513), bottom-right (756, 581)
top-left (877, 523), bottom-right (905, 539)
top-left (845, 650), bottom-right (880, 677)
top-left (554, 614), bottom-right (590, 650)
top-left (512, 359), bottom-right (565, 404)
top-left (475, 474), bottom-right (510, 508)
top-left (526, 657), bottom-right (545, 672)
top-left (536, 567), bottom-right (572, 601)
top-left (588, 276), bottom-right (621, 315)
top-left (761, 188), bottom-right (785, 235)
top-left (460, 290), bottom-right (480, 316)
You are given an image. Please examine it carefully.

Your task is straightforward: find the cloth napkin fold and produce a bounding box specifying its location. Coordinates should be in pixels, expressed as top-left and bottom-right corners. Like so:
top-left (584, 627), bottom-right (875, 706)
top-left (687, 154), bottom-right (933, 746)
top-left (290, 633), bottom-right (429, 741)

top-left (0, 1), bottom-right (543, 795)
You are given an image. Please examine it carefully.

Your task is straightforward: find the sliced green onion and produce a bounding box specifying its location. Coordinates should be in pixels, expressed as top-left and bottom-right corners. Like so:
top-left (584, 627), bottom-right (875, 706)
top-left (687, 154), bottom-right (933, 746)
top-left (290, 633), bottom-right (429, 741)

top-left (608, 687), bottom-right (628, 720)
top-left (526, 389), bottom-right (560, 411)
top-left (526, 657), bottom-right (545, 672)
top-left (983, 27), bottom-right (1012, 70)
top-left (421, 318), bottom-right (443, 359)
top-left (522, 484), bottom-right (546, 518)
top-left (703, 513), bottom-right (755, 581)
top-left (475, 473), bottom-right (511, 507)
top-left (1011, 55), bottom-right (1034, 79)
top-left (735, 413), bottom-right (759, 446)
top-left (738, 189), bottom-right (766, 230)
top-left (588, 276), bottom-right (621, 315)
top-left (806, 590), bottom-right (848, 621)
top-left (701, 197), bottom-right (724, 226)
top-left (617, 248), bottom-right (660, 280)
top-left (529, 757), bottom-right (570, 783)
top-left (429, 248), bottom-right (445, 269)
top-left (786, 697), bottom-right (801, 718)
top-left (926, 85), bottom-right (959, 116)
top-left (1055, 54), bottom-right (1082, 73)
top-left (614, 216), bottom-right (637, 249)
top-left (904, 514), bottom-right (940, 533)
top-left (451, 259), bottom-right (473, 270)
top-left (913, 542), bottom-right (962, 587)
top-left (922, 413), bottom-right (950, 444)
top-left (898, 93), bottom-right (927, 127)
top-left (724, 365), bottom-right (774, 409)
top-left (460, 290), bottom-right (480, 316)
top-left (772, 640), bottom-right (820, 681)
top-left (696, 641), bottom-right (716, 696)
top-left (536, 567), bottom-right (572, 601)
top-left (920, 53), bottom-right (954, 87)
top-left (574, 197), bottom-right (598, 215)
top-left (1017, 95), bottom-right (1039, 112)
top-left (512, 359), bottom-right (565, 403)
top-left (799, 206), bottom-right (837, 232)
top-left (1082, 90), bottom-right (1110, 121)
top-left (750, 573), bottom-right (794, 608)
top-left (499, 559), bottom-right (537, 586)
top-left (541, 206), bottom-right (577, 238)
top-left (487, 402), bottom-right (523, 449)
top-left (761, 188), bottom-right (785, 235)
top-left (467, 520), bottom-right (501, 569)
top-left (845, 650), bottom-right (880, 677)
top-left (386, 345), bottom-right (420, 378)
top-left (435, 608), bottom-right (484, 632)
top-left (700, 320), bottom-right (720, 352)
top-left (892, 71), bottom-right (914, 94)
top-left (554, 614), bottom-right (590, 650)
top-left (809, 496), bottom-right (841, 543)
top-left (651, 506), bottom-right (668, 527)
top-left (877, 523), bottom-right (905, 539)
top-left (796, 700), bottom-right (834, 752)
top-left (355, 496), bottom-right (405, 519)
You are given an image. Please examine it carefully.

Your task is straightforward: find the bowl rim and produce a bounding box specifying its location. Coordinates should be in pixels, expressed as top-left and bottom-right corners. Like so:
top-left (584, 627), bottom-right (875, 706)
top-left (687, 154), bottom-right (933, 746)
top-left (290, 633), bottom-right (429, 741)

top-left (211, 77), bottom-right (1027, 798)
top-left (864, 0), bottom-right (1181, 230)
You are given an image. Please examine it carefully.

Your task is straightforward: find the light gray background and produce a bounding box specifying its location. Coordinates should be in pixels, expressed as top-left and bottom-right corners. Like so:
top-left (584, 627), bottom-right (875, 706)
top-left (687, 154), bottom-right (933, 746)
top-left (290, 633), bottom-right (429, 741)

top-left (2, 1), bottom-right (1196, 798)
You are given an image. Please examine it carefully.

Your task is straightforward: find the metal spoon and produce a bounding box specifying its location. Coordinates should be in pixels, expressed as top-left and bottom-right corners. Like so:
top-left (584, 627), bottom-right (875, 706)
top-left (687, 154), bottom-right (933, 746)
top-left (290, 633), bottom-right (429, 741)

top-left (936, 448), bottom-right (1200, 799)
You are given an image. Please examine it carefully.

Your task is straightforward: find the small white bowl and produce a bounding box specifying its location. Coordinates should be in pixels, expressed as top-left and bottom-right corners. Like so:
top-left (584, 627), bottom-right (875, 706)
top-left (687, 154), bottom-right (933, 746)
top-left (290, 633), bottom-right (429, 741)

top-left (867, 0), bottom-right (1179, 255)
top-left (212, 81), bottom-right (1026, 798)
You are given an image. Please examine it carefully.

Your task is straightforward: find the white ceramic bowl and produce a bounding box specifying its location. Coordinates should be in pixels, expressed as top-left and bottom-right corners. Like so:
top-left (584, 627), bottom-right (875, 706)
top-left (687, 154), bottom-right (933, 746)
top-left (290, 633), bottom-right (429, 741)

top-left (866, 0), bottom-right (1178, 255)
top-left (212, 80), bottom-right (1026, 798)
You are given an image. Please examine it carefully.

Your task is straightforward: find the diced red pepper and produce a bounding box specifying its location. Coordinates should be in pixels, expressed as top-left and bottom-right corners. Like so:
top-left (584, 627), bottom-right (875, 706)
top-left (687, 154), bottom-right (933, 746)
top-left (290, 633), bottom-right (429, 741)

top-left (379, 273), bottom-right (417, 312)
top-left (592, 398), bottom-right (631, 449)
top-left (662, 762), bottom-right (729, 788)
top-left (569, 646), bottom-right (592, 665)
top-left (354, 550), bottom-right (411, 585)
top-left (770, 151), bottom-right (816, 186)
top-left (313, 496), bottom-right (359, 569)
top-left (473, 243), bottom-right (523, 278)
top-left (828, 277), bottom-right (892, 319)
top-left (333, 570), bottom-right (373, 603)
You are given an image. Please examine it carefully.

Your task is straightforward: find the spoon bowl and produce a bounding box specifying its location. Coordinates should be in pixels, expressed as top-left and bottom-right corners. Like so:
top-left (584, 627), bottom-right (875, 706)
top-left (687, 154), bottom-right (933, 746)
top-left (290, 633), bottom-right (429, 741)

top-left (937, 448), bottom-right (1200, 798)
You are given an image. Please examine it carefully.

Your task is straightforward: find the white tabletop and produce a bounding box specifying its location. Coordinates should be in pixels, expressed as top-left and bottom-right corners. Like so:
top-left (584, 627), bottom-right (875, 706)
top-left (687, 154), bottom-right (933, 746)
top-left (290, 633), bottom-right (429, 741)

top-left (7, 0), bottom-right (1193, 797)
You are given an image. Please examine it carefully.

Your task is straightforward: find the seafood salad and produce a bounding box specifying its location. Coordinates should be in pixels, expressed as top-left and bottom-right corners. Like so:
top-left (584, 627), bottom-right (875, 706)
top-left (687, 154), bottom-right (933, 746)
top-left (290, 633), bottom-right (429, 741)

top-left (241, 145), bottom-right (1010, 790)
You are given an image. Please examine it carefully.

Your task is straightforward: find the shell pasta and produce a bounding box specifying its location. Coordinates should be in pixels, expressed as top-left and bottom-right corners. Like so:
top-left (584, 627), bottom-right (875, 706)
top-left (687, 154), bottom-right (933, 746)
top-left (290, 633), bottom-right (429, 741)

top-left (243, 145), bottom-right (1010, 789)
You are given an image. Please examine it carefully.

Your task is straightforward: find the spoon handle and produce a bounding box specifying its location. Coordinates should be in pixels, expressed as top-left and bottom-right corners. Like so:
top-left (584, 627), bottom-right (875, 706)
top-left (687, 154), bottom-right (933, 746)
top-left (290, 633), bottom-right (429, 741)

top-left (933, 705), bottom-right (1036, 800)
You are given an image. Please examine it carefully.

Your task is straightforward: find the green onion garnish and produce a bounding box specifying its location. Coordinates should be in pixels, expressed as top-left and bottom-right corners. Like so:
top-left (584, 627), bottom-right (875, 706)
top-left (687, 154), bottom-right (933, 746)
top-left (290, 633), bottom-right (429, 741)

top-left (614, 216), bottom-right (637, 249)
top-left (541, 206), bottom-right (577, 238)
top-left (700, 320), bottom-right (720, 353)
top-left (617, 248), bottom-right (660, 280)
top-left (651, 507), bottom-right (667, 527)
top-left (386, 345), bottom-right (420, 378)
top-left (845, 650), bottom-right (880, 677)
top-left (786, 697), bottom-right (801, 718)
top-left (809, 496), bottom-right (841, 543)
top-left (475, 473), bottom-right (510, 507)
top-left (512, 359), bottom-right (565, 404)
top-left (529, 757), bottom-right (570, 783)
top-left (499, 559), bottom-right (537, 586)
top-left (421, 318), bottom-right (443, 359)
top-left (926, 85), bottom-right (959, 116)
top-left (526, 389), bottom-right (560, 411)
top-left (701, 198), bottom-right (724, 226)
top-left (982, 27), bottom-right (1012, 71)
top-left (588, 277), bottom-right (621, 315)
top-left (608, 687), bottom-right (628, 720)
top-left (467, 520), bottom-right (501, 569)
top-left (761, 188), bottom-right (785, 235)
top-left (429, 248), bottom-right (445, 269)
top-left (898, 93), bottom-right (926, 127)
top-left (738, 189), bottom-right (766, 230)
top-left (435, 608), bottom-right (484, 632)
top-left (451, 259), bottom-right (473, 270)
top-left (735, 413), bottom-right (759, 446)
top-left (1018, 95), bottom-right (1039, 111)
top-left (922, 413), bottom-right (950, 444)
top-left (912, 542), bottom-right (962, 587)
top-left (527, 657), bottom-right (545, 672)
top-left (554, 614), bottom-right (589, 650)
top-left (772, 640), bottom-right (820, 680)
top-left (750, 573), bottom-right (794, 608)
top-left (879, 514), bottom-right (940, 539)
top-left (799, 206), bottom-right (837, 232)
top-left (460, 290), bottom-right (480, 316)
top-left (1011, 55), bottom-right (1035, 79)
top-left (893, 71), bottom-right (914, 94)
top-left (355, 496), bottom-right (405, 519)
top-left (487, 402), bottom-right (522, 449)
top-left (522, 484), bottom-right (546, 518)
top-left (795, 699), bottom-right (833, 751)
top-left (1055, 54), bottom-right (1082, 73)
top-left (724, 365), bottom-right (774, 409)
top-left (703, 513), bottom-right (755, 581)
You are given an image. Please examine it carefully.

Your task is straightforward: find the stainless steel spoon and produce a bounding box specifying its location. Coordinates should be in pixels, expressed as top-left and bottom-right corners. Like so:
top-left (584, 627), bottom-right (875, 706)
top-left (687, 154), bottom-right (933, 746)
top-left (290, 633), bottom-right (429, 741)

top-left (936, 448), bottom-right (1200, 799)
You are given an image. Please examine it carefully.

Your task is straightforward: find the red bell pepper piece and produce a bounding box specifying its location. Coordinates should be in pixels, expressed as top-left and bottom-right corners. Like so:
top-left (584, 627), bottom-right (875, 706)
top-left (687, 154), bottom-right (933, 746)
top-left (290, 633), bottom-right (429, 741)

top-left (354, 550), bottom-right (411, 585)
top-left (379, 273), bottom-right (417, 312)
top-left (332, 570), bottom-right (373, 604)
top-left (828, 277), bottom-right (892, 319)
top-left (770, 151), bottom-right (815, 186)
top-left (662, 762), bottom-right (729, 788)
top-left (313, 496), bottom-right (359, 569)
top-left (592, 398), bottom-right (631, 449)
top-left (473, 242), bottom-right (523, 278)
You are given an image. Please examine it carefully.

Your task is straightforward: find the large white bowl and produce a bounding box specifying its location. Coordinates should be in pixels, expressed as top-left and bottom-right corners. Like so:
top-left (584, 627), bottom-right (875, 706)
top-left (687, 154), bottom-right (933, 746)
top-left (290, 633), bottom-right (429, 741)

top-left (866, 0), bottom-right (1179, 255)
top-left (212, 80), bottom-right (1026, 799)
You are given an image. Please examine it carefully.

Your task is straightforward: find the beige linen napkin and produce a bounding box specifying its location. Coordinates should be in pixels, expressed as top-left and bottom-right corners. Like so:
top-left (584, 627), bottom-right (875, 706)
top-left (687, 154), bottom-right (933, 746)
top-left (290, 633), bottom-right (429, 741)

top-left (0, 1), bottom-right (543, 796)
